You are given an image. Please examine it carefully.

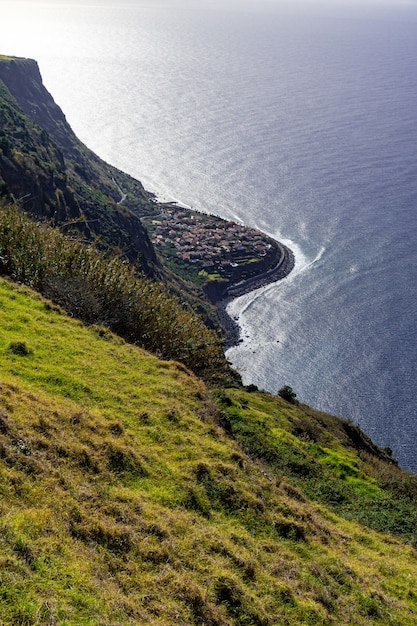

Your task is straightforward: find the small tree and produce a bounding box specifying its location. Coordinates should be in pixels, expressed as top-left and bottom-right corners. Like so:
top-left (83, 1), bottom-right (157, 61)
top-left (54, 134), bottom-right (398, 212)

top-left (278, 385), bottom-right (298, 405)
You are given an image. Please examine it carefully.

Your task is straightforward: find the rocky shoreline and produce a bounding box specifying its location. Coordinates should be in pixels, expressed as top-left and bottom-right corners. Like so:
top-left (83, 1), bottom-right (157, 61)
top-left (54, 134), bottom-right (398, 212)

top-left (216, 242), bottom-right (295, 349)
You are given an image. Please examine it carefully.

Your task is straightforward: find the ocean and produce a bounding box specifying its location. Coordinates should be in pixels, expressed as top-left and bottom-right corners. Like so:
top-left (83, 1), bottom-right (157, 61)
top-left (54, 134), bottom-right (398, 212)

top-left (2, 1), bottom-right (417, 470)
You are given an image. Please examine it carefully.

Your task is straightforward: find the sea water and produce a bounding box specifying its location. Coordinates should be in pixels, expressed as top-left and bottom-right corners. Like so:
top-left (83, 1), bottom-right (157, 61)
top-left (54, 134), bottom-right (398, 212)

top-left (2, 1), bottom-right (417, 470)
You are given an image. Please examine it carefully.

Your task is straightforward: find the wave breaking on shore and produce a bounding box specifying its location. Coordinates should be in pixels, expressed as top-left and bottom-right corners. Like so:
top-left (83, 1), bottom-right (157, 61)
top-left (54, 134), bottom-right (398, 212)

top-left (216, 242), bottom-right (295, 350)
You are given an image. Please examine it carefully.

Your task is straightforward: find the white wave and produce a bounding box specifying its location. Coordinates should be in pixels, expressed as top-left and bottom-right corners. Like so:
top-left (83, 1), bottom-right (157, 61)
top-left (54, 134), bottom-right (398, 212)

top-left (230, 212), bottom-right (245, 225)
top-left (226, 237), bottom-right (326, 350)
top-left (289, 243), bottom-right (326, 279)
top-left (260, 226), bottom-right (326, 277)
top-left (149, 188), bottom-right (194, 210)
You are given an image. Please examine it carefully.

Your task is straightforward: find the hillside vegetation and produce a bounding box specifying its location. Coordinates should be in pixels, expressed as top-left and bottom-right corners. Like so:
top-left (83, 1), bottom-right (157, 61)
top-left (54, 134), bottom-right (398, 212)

top-left (1, 276), bottom-right (417, 625)
top-left (0, 203), bottom-right (228, 381)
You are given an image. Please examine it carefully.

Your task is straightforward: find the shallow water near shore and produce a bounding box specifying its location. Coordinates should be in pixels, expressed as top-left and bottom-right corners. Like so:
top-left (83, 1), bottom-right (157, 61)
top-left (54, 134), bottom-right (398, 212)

top-left (2, 2), bottom-right (417, 470)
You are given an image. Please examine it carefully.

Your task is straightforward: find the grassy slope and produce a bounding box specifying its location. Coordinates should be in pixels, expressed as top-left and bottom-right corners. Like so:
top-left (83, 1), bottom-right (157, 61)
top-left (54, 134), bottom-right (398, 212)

top-left (1, 276), bottom-right (417, 625)
top-left (216, 388), bottom-right (417, 546)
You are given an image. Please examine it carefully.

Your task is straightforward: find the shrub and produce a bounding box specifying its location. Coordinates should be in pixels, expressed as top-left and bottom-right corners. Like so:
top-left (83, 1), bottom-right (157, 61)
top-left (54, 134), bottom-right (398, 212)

top-left (278, 385), bottom-right (298, 404)
top-left (7, 341), bottom-right (33, 356)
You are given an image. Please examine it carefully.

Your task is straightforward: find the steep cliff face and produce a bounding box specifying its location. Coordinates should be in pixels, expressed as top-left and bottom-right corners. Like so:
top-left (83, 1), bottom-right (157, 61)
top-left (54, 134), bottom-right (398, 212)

top-left (0, 56), bottom-right (157, 271)
top-left (0, 56), bottom-right (80, 157)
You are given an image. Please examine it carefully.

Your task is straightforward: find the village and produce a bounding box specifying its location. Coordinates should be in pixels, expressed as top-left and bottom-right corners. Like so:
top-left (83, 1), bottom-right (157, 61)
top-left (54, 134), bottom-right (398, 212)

top-left (144, 206), bottom-right (279, 282)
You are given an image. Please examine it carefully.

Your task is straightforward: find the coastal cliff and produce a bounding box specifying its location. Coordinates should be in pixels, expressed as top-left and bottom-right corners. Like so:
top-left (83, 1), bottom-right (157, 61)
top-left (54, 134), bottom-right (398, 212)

top-left (0, 56), bottom-right (157, 271)
top-left (0, 56), bottom-right (82, 158)
top-left (0, 55), bottom-right (294, 341)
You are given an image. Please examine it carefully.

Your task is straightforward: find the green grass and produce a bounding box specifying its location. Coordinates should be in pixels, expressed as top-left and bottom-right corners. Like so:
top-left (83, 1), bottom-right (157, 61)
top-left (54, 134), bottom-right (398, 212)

top-left (1, 276), bottom-right (417, 624)
top-left (215, 387), bottom-right (417, 546)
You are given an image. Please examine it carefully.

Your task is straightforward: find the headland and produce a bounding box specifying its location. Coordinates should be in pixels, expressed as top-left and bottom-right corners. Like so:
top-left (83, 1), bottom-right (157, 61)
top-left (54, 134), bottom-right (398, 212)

top-left (142, 204), bottom-right (295, 348)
